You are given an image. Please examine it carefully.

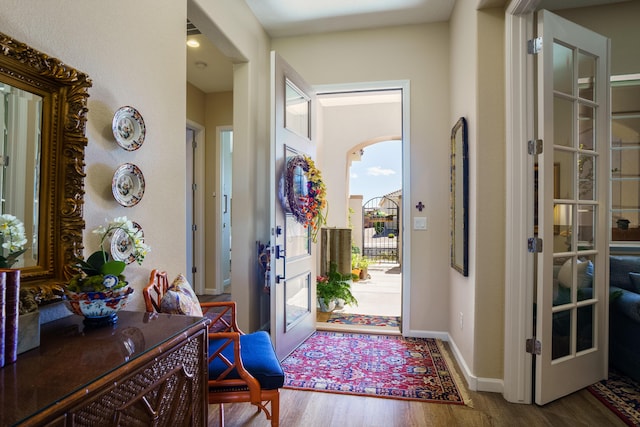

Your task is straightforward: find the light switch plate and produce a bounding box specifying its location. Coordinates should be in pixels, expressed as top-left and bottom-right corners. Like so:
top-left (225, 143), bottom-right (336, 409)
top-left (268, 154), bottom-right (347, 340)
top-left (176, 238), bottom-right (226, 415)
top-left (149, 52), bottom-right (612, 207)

top-left (414, 216), bottom-right (427, 230)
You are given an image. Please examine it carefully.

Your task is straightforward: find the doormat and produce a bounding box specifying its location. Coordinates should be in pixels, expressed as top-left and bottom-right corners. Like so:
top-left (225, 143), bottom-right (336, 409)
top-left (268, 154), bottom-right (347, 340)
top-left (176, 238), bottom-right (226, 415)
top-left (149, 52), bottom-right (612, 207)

top-left (281, 331), bottom-right (471, 405)
top-left (326, 313), bottom-right (400, 327)
top-left (588, 369), bottom-right (640, 426)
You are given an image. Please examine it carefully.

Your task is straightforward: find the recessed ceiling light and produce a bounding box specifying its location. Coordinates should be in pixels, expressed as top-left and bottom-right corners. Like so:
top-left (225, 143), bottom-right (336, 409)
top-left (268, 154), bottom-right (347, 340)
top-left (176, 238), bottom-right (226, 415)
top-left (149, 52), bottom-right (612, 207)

top-left (187, 39), bottom-right (200, 48)
top-left (195, 61), bottom-right (208, 69)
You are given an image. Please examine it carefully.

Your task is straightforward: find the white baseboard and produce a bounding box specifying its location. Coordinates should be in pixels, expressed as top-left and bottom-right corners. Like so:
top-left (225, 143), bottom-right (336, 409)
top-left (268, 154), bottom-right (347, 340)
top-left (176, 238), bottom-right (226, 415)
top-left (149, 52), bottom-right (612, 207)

top-left (446, 334), bottom-right (504, 393)
top-left (404, 329), bottom-right (504, 393)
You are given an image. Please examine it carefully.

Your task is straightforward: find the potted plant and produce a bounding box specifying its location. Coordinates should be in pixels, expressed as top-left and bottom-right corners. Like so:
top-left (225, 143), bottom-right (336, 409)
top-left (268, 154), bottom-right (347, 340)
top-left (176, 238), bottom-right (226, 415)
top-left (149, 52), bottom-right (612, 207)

top-left (316, 263), bottom-right (358, 312)
top-left (351, 253), bottom-right (362, 281)
top-left (358, 256), bottom-right (371, 280)
top-left (65, 217), bottom-right (151, 325)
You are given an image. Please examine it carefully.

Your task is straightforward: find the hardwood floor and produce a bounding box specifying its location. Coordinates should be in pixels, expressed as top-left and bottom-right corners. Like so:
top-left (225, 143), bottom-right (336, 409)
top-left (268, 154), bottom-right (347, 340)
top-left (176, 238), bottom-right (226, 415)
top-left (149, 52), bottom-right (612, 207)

top-left (202, 293), bottom-right (624, 426)
top-left (207, 386), bottom-right (624, 426)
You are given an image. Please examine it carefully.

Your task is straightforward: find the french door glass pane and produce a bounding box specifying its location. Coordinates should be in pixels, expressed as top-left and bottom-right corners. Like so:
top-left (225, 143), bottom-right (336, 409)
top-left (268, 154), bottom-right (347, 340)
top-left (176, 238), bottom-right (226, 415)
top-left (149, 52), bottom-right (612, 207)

top-left (577, 205), bottom-right (595, 250)
top-left (578, 153), bottom-right (596, 201)
top-left (551, 42), bottom-right (597, 363)
top-left (555, 149), bottom-right (574, 199)
top-left (578, 52), bottom-right (596, 101)
top-left (554, 97), bottom-right (574, 148)
top-left (553, 43), bottom-right (574, 95)
top-left (578, 105), bottom-right (595, 151)
top-left (553, 204), bottom-right (572, 253)
top-left (577, 305), bottom-right (594, 352)
top-left (552, 311), bottom-right (571, 359)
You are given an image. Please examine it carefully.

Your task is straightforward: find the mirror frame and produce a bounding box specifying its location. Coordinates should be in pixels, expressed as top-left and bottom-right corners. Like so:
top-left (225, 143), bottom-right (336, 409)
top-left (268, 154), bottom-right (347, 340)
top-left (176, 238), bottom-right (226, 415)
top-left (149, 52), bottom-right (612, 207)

top-left (0, 32), bottom-right (91, 290)
top-left (451, 117), bottom-right (469, 276)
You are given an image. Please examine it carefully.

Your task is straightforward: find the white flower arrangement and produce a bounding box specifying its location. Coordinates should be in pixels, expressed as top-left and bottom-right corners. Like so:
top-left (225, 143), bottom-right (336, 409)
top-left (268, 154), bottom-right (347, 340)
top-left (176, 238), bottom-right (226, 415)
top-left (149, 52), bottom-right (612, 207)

top-left (92, 216), bottom-right (151, 265)
top-left (68, 216), bottom-right (151, 293)
top-left (0, 214), bottom-right (28, 268)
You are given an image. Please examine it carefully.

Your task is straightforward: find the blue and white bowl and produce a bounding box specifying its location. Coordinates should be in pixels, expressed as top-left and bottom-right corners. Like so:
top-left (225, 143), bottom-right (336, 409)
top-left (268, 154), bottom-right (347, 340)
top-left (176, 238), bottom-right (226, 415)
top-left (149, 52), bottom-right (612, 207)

top-left (64, 287), bottom-right (133, 325)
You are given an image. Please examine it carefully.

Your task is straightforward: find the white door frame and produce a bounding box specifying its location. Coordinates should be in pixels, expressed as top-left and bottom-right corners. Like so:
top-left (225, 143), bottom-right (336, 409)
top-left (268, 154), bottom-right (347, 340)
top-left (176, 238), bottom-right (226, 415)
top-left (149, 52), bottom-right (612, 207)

top-left (315, 80), bottom-right (412, 336)
top-left (187, 119), bottom-right (206, 295)
top-left (504, 2), bottom-right (537, 404)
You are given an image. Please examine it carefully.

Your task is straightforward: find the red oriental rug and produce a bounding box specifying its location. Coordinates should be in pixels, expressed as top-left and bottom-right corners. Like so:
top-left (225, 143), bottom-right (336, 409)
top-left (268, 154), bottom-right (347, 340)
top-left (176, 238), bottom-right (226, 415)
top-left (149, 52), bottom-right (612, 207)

top-left (588, 369), bottom-right (640, 426)
top-left (281, 331), bottom-right (470, 405)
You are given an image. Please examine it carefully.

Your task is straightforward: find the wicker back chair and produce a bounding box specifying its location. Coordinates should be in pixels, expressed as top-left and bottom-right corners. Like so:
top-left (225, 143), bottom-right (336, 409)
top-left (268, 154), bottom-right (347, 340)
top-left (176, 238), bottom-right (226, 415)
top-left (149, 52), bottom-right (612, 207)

top-left (142, 269), bottom-right (284, 427)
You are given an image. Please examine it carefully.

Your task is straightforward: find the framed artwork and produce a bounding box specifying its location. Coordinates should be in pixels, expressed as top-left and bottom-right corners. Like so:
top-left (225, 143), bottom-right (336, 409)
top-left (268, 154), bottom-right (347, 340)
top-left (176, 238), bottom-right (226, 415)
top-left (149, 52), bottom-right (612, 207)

top-left (451, 117), bottom-right (469, 276)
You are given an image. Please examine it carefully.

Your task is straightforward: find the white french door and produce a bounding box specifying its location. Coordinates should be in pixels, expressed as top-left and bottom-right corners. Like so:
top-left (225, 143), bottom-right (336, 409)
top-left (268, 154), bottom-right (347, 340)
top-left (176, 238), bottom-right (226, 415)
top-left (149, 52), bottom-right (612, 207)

top-left (534, 10), bottom-right (610, 404)
top-left (270, 52), bottom-right (317, 360)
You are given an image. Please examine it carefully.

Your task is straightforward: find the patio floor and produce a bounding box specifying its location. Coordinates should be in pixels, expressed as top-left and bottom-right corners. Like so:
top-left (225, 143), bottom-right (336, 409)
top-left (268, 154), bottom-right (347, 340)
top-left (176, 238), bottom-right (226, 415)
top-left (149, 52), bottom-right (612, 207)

top-left (316, 263), bottom-right (402, 332)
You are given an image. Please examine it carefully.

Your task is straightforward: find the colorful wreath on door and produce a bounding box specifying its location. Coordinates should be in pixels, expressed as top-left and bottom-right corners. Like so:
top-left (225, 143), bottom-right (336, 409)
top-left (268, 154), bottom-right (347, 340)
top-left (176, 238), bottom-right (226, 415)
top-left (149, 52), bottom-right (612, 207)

top-left (281, 155), bottom-right (328, 242)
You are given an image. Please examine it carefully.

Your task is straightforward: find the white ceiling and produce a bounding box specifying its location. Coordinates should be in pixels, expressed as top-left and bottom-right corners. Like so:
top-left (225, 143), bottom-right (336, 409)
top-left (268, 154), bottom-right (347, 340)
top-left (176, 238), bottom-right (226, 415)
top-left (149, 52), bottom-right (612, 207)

top-left (186, 0), bottom-right (629, 94)
top-left (244, 0), bottom-right (456, 38)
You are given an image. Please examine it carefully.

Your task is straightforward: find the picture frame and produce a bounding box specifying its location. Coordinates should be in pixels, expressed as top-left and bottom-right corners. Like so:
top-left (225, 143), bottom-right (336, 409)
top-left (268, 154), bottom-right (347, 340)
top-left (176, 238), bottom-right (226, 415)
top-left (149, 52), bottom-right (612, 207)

top-left (451, 117), bottom-right (469, 276)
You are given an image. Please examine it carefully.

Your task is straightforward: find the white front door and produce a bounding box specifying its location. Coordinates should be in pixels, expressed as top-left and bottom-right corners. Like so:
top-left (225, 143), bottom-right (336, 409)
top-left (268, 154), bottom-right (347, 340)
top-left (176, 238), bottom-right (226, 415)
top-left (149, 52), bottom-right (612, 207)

top-left (270, 52), bottom-right (317, 360)
top-left (534, 10), bottom-right (610, 404)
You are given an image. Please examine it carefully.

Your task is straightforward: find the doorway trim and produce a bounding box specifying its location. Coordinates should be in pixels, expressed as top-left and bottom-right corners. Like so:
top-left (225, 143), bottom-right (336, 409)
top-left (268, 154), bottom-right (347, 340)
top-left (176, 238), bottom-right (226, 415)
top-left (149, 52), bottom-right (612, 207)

top-left (187, 119), bottom-right (206, 295)
top-left (504, 2), bottom-right (537, 405)
top-left (314, 80), bottom-right (411, 335)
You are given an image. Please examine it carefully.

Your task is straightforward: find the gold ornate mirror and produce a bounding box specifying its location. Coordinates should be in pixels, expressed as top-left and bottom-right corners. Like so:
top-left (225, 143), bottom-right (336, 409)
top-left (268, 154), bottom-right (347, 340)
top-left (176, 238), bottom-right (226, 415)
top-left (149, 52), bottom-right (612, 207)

top-left (0, 32), bottom-right (91, 294)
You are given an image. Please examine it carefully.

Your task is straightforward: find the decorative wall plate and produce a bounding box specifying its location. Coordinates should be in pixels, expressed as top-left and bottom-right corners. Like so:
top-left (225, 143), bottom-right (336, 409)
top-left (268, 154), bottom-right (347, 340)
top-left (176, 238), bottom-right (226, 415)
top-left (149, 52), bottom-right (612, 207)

top-left (110, 222), bottom-right (143, 264)
top-left (112, 163), bottom-right (145, 207)
top-left (112, 106), bottom-right (146, 151)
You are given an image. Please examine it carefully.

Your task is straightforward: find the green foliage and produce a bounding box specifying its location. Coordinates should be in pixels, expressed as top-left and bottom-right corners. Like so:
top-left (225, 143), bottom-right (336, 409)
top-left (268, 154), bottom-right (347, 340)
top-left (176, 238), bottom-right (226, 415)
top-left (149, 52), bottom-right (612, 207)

top-left (351, 253), bottom-right (371, 269)
top-left (67, 273), bottom-right (128, 293)
top-left (69, 250), bottom-right (128, 292)
top-left (317, 263), bottom-right (358, 307)
top-left (374, 221), bottom-right (384, 234)
top-left (75, 250), bottom-right (126, 277)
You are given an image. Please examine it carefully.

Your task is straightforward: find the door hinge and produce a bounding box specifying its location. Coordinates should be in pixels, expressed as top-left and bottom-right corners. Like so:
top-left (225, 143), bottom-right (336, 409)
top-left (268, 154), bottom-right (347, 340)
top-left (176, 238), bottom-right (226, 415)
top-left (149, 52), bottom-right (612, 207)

top-left (526, 338), bottom-right (541, 355)
top-left (527, 139), bottom-right (543, 155)
top-left (528, 237), bottom-right (543, 253)
top-left (192, 266), bottom-right (197, 274)
top-left (528, 37), bottom-right (542, 55)
top-left (192, 183), bottom-right (197, 192)
top-left (0, 155), bottom-right (8, 166)
top-left (192, 224), bottom-right (197, 231)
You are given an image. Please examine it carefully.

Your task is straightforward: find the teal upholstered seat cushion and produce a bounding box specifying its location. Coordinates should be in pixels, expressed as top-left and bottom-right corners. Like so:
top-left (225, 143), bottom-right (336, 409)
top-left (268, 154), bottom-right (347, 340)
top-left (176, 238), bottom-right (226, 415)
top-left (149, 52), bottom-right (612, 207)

top-left (209, 330), bottom-right (284, 390)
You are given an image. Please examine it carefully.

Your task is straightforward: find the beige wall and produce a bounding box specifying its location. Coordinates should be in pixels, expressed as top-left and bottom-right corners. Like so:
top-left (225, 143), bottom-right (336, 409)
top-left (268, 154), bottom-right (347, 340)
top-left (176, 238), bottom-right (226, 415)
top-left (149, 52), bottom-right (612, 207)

top-left (449, 0), bottom-right (479, 378)
top-left (474, 7), bottom-right (506, 382)
top-left (0, 0), bottom-right (187, 311)
top-left (556, 1), bottom-right (640, 76)
top-left (273, 23), bottom-right (453, 334)
top-left (187, 82), bottom-right (206, 125)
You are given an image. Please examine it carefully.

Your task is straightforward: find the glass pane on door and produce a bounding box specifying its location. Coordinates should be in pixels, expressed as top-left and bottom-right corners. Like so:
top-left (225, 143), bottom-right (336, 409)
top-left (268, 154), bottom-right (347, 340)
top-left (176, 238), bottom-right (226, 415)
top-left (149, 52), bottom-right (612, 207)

top-left (550, 39), bottom-right (599, 362)
top-left (285, 79), bottom-right (310, 138)
top-left (285, 273), bottom-right (310, 331)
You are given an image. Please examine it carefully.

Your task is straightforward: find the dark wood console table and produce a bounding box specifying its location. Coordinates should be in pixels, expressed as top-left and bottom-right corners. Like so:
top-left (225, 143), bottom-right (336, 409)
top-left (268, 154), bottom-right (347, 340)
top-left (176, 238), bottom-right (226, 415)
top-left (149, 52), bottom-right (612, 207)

top-left (0, 311), bottom-right (209, 426)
